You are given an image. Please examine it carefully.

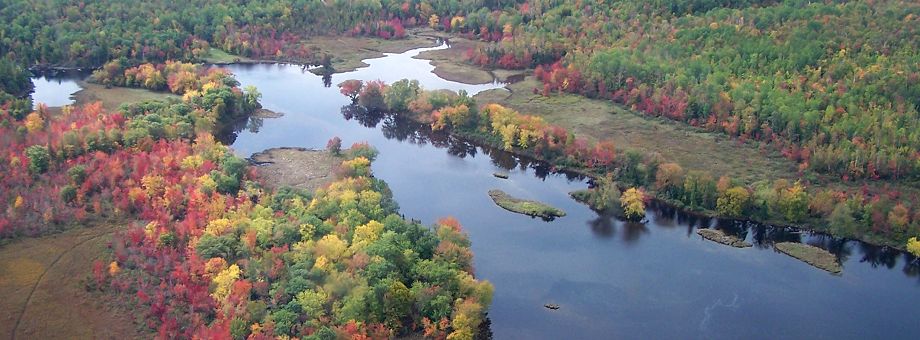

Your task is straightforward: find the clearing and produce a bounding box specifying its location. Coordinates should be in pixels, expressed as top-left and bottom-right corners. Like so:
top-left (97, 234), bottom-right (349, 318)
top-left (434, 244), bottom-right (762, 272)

top-left (250, 147), bottom-right (342, 192)
top-left (72, 81), bottom-right (179, 113)
top-left (0, 220), bottom-right (143, 339)
top-left (474, 77), bottom-right (799, 184)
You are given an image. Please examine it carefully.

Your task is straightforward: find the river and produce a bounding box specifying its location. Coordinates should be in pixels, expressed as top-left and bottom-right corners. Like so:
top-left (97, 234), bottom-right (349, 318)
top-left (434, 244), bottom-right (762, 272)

top-left (31, 43), bottom-right (920, 339)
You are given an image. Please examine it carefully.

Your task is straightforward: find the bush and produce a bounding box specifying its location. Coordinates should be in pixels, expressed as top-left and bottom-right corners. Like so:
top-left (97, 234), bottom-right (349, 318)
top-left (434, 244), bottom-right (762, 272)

top-left (196, 234), bottom-right (242, 260)
top-left (60, 185), bottom-right (77, 204)
top-left (25, 145), bottom-right (50, 174)
top-left (346, 142), bottom-right (378, 161)
top-left (67, 165), bottom-right (87, 184)
top-left (326, 136), bottom-right (342, 155)
top-left (717, 187), bottom-right (750, 217)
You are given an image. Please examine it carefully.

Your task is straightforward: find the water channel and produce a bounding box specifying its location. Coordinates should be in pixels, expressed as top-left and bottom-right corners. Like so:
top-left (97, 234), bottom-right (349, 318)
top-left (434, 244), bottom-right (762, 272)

top-left (31, 43), bottom-right (920, 339)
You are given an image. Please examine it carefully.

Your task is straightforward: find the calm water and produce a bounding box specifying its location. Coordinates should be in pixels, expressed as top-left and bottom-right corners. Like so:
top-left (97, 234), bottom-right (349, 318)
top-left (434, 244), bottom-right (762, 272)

top-left (30, 72), bottom-right (83, 108)
top-left (35, 43), bottom-right (920, 339)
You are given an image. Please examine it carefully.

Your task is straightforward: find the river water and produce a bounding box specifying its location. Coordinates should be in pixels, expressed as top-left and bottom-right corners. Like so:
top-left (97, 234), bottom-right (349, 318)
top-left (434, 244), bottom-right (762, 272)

top-left (32, 44), bottom-right (920, 339)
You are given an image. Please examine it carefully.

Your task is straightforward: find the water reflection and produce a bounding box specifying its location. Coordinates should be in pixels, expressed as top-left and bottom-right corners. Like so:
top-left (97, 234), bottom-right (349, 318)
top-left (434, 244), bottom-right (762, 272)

top-left (29, 70), bottom-right (88, 108)
top-left (336, 101), bottom-right (920, 268)
top-left (212, 47), bottom-right (920, 338)
top-left (339, 103), bottom-right (581, 181)
top-left (29, 43), bottom-right (920, 338)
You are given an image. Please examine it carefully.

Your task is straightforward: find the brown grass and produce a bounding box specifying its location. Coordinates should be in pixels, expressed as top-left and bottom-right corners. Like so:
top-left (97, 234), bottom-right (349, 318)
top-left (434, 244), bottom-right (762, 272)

top-left (414, 37), bottom-right (494, 84)
top-left (474, 77), bottom-right (799, 183)
top-left (0, 220), bottom-right (143, 339)
top-left (72, 81), bottom-right (178, 113)
top-left (697, 228), bottom-right (752, 248)
top-left (774, 242), bottom-right (842, 274)
top-left (305, 29), bottom-right (440, 74)
top-left (250, 147), bottom-right (343, 192)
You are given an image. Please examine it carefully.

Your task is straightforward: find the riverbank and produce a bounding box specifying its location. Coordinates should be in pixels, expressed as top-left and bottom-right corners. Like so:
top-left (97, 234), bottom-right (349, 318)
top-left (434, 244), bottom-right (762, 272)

top-left (472, 76), bottom-right (920, 249)
top-left (412, 36), bottom-right (526, 86)
top-left (305, 29), bottom-right (441, 74)
top-left (473, 76), bottom-right (798, 184)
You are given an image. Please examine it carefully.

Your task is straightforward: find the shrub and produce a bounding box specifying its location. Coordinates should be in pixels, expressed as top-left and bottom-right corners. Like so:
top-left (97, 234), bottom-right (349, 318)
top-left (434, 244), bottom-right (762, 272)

top-left (25, 145), bottom-right (50, 174)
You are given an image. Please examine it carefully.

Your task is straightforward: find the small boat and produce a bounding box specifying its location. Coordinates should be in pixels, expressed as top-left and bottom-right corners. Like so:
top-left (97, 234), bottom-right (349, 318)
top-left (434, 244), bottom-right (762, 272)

top-left (493, 172), bottom-right (509, 179)
top-left (544, 303), bottom-right (560, 310)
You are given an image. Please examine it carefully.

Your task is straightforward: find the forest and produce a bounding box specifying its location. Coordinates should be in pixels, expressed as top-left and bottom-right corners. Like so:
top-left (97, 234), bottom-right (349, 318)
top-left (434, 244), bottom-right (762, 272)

top-left (2, 0), bottom-right (920, 337)
top-left (0, 65), bottom-right (492, 338)
top-left (2, 0), bottom-right (917, 177)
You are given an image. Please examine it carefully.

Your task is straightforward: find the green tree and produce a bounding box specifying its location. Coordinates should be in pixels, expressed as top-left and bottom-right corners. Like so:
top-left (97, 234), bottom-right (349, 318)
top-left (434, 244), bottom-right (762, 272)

top-left (384, 79), bottom-right (420, 112)
top-left (717, 186), bottom-right (750, 217)
top-left (25, 145), bottom-right (50, 175)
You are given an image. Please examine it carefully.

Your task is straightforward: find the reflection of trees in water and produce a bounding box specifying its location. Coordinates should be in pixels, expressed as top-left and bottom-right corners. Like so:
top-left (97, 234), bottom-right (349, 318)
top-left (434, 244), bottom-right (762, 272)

top-left (853, 241), bottom-right (900, 269)
top-left (622, 221), bottom-right (649, 244)
top-left (477, 314), bottom-right (493, 340)
top-left (714, 219), bottom-right (751, 243)
top-left (587, 212), bottom-right (651, 244)
top-left (340, 104), bottom-right (582, 180)
top-left (338, 103), bottom-right (920, 279)
top-left (902, 256), bottom-right (920, 279)
top-left (589, 214), bottom-right (615, 238)
top-left (803, 233), bottom-right (853, 264)
top-left (247, 116), bottom-right (264, 133)
top-left (215, 115), bottom-right (252, 145)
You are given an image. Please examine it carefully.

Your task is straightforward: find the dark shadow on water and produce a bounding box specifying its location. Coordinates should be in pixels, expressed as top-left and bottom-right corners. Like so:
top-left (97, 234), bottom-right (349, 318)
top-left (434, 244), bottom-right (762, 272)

top-left (340, 104), bottom-right (583, 181)
top-left (589, 213), bottom-right (616, 239)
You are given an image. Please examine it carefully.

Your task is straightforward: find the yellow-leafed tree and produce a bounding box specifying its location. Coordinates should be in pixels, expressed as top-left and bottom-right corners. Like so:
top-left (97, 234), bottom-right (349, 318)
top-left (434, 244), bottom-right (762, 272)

top-left (621, 187), bottom-right (646, 221)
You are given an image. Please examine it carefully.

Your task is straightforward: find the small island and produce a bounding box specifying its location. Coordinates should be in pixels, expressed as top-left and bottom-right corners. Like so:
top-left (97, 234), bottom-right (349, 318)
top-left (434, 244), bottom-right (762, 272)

top-left (697, 229), bottom-right (752, 248)
top-left (488, 189), bottom-right (566, 220)
top-left (774, 242), bottom-right (842, 274)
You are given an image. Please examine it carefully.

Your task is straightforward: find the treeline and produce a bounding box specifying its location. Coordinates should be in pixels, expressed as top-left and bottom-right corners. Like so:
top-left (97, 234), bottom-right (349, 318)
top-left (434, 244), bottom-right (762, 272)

top-left (340, 79), bottom-right (920, 248)
top-left (0, 0), bottom-right (504, 69)
top-left (456, 0), bottom-right (920, 181)
top-left (1, 92), bottom-right (492, 338)
top-left (0, 58), bottom-right (34, 118)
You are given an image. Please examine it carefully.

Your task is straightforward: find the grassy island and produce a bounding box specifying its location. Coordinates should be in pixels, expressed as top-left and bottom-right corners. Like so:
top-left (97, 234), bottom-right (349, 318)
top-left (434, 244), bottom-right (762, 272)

top-left (697, 229), bottom-right (752, 248)
top-left (488, 189), bottom-right (566, 220)
top-left (775, 242), bottom-right (842, 274)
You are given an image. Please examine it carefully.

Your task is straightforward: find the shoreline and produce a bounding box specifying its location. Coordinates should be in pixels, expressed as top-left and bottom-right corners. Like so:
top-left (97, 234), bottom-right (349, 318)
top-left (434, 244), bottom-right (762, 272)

top-left (392, 112), bottom-right (907, 252)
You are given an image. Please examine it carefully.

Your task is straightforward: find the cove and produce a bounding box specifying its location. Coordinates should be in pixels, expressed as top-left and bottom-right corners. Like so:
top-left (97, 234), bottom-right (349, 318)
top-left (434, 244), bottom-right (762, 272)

top-left (30, 43), bottom-right (920, 339)
top-left (29, 71), bottom-right (83, 109)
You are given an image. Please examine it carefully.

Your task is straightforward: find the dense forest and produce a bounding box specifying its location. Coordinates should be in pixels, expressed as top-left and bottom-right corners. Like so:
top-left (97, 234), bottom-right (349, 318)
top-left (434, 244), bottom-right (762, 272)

top-left (3, 0), bottom-right (918, 178)
top-left (464, 0), bottom-right (920, 181)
